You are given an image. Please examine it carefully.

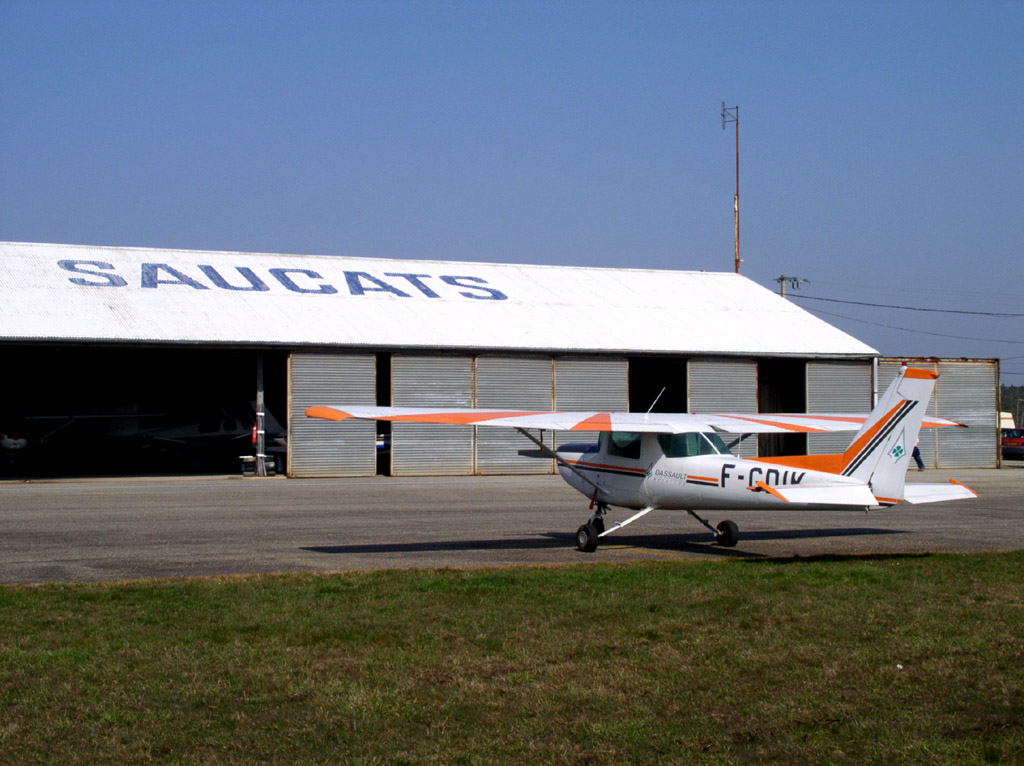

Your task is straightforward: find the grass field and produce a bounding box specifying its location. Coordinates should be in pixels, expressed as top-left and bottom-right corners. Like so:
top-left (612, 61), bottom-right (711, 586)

top-left (2, 552), bottom-right (1023, 764)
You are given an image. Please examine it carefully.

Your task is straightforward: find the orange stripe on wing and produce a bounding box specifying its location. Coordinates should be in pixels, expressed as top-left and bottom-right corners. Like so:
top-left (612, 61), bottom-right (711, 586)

top-left (721, 415), bottom-right (830, 433)
top-left (570, 413), bottom-right (613, 431)
top-left (802, 415), bottom-right (869, 424)
top-left (305, 406), bottom-right (353, 421)
top-left (923, 417), bottom-right (966, 428)
top-left (386, 410), bottom-right (546, 425)
top-left (950, 478), bottom-right (978, 497)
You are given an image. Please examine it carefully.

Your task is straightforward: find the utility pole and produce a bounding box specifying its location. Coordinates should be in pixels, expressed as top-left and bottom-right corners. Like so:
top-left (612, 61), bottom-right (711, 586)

top-left (721, 103), bottom-right (740, 273)
top-left (775, 274), bottom-right (810, 299)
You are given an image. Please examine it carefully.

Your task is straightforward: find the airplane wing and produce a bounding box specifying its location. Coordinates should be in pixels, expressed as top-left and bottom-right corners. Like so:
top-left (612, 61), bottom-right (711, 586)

top-left (901, 480), bottom-right (979, 504)
top-left (305, 405), bottom-right (965, 434)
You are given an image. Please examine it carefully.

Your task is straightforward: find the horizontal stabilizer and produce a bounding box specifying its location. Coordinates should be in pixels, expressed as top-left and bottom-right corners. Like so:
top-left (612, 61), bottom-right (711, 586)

top-left (901, 480), bottom-right (978, 505)
top-left (749, 482), bottom-right (879, 507)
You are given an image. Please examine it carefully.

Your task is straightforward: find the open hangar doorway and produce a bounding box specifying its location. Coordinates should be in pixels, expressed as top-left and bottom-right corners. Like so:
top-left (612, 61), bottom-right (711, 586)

top-left (0, 345), bottom-right (288, 478)
top-left (757, 358), bottom-right (807, 457)
top-left (629, 355), bottom-right (809, 458)
top-left (628, 356), bottom-right (688, 414)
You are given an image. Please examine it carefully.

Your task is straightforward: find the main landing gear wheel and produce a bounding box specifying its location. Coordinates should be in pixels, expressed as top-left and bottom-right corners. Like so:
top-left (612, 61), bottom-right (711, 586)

top-left (715, 519), bottom-right (739, 547)
top-left (576, 523), bottom-right (600, 553)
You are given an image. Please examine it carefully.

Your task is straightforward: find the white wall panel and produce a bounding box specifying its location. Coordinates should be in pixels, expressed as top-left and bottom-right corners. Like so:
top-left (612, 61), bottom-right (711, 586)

top-left (554, 357), bottom-right (628, 451)
top-left (476, 357), bottom-right (554, 474)
top-left (391, 355), bottom-right (475, 476)
top-left (289, 353), bottom-right (376, 477)
top-left (688, 358), bottom-right (759, 458)
top-left (806, 361), bottom-right (874, 455)
top-left (936, 361), bottom-right (998, 468)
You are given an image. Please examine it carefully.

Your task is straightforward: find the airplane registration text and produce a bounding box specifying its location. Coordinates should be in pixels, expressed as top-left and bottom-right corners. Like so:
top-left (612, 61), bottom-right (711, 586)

top-left (721, 464), bottom-right (806, 488)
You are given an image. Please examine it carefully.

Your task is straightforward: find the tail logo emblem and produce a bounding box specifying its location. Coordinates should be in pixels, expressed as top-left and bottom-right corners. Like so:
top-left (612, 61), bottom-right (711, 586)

top-left (889, 430), bottom-right (907, 462)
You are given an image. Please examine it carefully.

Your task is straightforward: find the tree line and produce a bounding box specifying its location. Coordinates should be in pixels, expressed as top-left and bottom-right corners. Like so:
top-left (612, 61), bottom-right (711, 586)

top-left (1003, 385), bottom-right (1023, 427)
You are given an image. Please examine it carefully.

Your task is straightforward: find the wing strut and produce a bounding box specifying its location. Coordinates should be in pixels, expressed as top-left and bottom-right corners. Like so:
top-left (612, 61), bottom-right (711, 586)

top-left (598, 506), bottom-right (654, 538)
top-left (718, 429), bottom-right (756, 452)
top-left (514, 427), bottom-right (606, 497)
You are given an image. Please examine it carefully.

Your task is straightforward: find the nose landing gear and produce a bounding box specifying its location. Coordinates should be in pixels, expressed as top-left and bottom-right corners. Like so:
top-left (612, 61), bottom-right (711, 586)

top-left (688, 509), bottom-right (739, 547)
top-left (575, 504), bottom-right (658, 552)
top-left (576, 522), bottom-right (601, 552)
top-left (575, 507), bottom-right (740, 552)
top-left (714, 519), bottom-right (739, 547)
top-left (576, 506), bottom-right (607, 552)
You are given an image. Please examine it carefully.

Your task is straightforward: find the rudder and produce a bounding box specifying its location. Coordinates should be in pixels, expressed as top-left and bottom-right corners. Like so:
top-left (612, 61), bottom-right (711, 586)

top-left (838, 367), bottom-right (938, 502)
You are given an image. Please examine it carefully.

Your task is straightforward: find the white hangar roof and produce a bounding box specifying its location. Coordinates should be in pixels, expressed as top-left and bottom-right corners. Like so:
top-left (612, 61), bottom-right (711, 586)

top-left (1, 242), bottom-right (877, 357)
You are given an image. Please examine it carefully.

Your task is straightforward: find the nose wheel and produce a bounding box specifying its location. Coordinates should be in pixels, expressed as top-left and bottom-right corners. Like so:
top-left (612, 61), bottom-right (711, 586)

top-left (576, 523), bottom-right (600, 552)
top-left (688, 510), bottom-right (740, 547)
top-left (715, 519), bottom-right (739, 547)
top-left (576, 510), bottom-right (606, 552)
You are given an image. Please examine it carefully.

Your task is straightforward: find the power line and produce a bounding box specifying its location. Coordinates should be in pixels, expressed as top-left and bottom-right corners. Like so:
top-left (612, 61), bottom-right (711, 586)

top-left (810, 278), bottom-right (1022, 305)
top-left (791, 294), bottom-right (1024, 318)
top-left (804, 306), bottom-right (1024, 345)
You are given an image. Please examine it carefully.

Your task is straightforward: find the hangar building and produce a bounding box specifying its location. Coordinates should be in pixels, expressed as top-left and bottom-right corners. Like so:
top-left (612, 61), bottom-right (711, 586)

top-left (0, 241), bottom-right (999, 477)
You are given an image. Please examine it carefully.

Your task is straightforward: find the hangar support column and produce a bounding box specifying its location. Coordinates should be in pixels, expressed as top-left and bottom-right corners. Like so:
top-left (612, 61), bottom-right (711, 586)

top-left (256, 353), bottom-right (267, 477)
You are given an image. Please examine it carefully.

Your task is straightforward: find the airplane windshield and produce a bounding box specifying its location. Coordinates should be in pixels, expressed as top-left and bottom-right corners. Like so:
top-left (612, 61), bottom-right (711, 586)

top-left (657, 432), bottom-right (731, 458)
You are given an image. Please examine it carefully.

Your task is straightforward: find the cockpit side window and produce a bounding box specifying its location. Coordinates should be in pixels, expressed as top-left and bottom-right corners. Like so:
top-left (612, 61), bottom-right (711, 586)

top-left (658, 432), bottom-right (731, 457)
top-left (607, 431), bottom-right (642, 459)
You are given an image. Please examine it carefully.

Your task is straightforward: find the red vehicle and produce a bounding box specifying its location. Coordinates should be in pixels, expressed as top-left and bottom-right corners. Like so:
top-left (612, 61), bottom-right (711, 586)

top-left (1003, 428), bottom-right (1024, 460)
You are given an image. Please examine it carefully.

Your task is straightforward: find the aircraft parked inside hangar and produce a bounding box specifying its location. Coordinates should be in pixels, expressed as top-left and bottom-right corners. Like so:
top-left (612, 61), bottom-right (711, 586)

top-left (1, 403), bottom-right (287, 473)
top-left (306, 366), bottom-right (977, 551)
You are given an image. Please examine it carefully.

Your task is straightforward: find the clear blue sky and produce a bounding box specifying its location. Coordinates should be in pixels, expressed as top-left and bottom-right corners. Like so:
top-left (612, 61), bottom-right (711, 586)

top-left (3, 1), bottom-right (1022, 382)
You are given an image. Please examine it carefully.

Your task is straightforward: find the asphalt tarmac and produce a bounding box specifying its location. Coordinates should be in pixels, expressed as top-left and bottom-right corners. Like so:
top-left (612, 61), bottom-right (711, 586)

top-left (1, 465), bottom-right (1021, 584)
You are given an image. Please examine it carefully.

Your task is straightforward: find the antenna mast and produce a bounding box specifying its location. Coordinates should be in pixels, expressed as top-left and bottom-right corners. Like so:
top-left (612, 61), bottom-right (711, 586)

top-left (721, 102), bottom-right (740, 273)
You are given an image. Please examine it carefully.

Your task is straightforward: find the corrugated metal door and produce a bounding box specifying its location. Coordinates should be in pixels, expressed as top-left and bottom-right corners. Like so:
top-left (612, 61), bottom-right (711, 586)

top-left (688, 358), bottom-right (761, 458)
top-left (288, 353), bottom-right (376, 477)
top-left (806, 361), bottom-right (874, 455)
top-left (936, 361), bottom-right (998, 468)
top-left (688, 358), bottom-right (759, 458)
top-left (476, 356), bottom-right (554, 474)
top-left (392, 355), bottom-right (475, 476)
top-left (554, 357), bottom-right (628, 452)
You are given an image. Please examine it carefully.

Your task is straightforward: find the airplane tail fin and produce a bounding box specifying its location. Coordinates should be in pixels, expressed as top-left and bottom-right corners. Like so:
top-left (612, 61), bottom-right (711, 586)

top-left (838, 366), bottom-right (938, 502)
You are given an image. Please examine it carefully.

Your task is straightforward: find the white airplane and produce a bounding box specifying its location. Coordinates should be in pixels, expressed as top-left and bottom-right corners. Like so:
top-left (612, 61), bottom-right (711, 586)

top-left (1, 430), bottom-right (28, 452)
top-left (306, 366), bottom-right (977, 552)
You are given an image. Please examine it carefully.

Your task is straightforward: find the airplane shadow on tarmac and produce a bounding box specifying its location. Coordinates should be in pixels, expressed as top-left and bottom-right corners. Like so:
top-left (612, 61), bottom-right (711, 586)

top-left (302, 526), bottom-right (905, 559)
